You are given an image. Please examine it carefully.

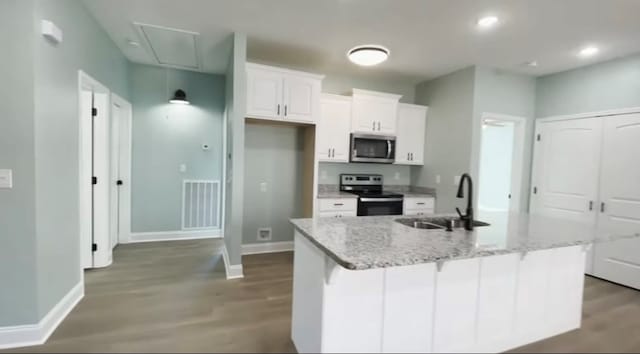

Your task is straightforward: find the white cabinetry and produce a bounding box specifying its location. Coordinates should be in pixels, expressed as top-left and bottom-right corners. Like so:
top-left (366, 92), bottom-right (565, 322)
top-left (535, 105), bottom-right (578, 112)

top-left (351, 89), bottom-right (401, 135)
top-left (317, 94), bottom-right (351, 162)
top-left (246, 63), bottom-right (323, 123)
top-left (403, 197), bottom-right (435, 216)
top-left (292, 231), bottom-right (588, 353)
top-left (531, 112), bottom-right (640, 288)
top-left (317, 198), bottom-right (357, 218)
top-left (395, 103), bottom-right (428, 165)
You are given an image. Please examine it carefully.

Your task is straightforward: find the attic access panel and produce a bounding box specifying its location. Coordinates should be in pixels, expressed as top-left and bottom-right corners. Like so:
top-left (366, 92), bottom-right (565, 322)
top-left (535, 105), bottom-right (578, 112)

top-left (137, 23), bottom-right (201, 70)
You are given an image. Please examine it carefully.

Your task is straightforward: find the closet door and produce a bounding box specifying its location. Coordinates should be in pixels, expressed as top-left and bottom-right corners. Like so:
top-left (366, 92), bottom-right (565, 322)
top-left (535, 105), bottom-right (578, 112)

top-left (593, 113), bottom-right (640, 289)
top-left (530, 118), bottom-right (602, 225)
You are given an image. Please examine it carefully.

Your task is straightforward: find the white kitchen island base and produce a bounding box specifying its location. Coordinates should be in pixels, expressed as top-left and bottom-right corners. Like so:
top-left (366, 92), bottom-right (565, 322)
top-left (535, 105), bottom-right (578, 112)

top-left (291, 231), bottom-right (587, 353)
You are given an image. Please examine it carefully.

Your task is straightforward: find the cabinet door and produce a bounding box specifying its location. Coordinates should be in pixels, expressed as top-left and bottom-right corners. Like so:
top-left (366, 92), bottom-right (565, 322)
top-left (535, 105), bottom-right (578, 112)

top-left (432, 258), bottom-right (480, 353)
top-left (283, 74), bottom-right (320, 123)
top-left (352, 91), bottom-right (400, 135)
top-left (530, 118), bottom-right (602, 224)
top-left (396, 104), bottom-right (427, 165)
top-left (594, 113), bottom-right (640, 290)
top-left (318, 95), bottom-right (351, 162)
top-left (247, 68), bottom-right (283, 119)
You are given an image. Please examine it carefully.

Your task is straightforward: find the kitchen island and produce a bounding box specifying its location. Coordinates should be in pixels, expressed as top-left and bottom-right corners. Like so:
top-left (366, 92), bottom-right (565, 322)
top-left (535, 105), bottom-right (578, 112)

top-left (289, 211), bottom-right (639, 353)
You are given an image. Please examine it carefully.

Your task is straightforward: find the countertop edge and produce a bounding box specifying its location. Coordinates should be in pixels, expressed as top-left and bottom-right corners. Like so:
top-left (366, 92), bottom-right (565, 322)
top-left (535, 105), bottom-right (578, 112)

top-left (291, 223), bottom-right (359, 270)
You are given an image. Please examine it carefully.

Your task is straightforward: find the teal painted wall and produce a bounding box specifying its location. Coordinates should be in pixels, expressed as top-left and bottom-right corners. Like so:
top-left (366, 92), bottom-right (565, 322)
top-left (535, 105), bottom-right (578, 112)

top-left (243, 123), bottom-right (305, 245)
top-left (412, 67), bottom-right (476, 212)
top-left (536, 53), bottom-right (640, 117)
top-left (471, 67), bottom-right (536, 212)
top-left (130, 64), bottom-right (225, 232)
top-left (223, 33), bottom-right (247, 266)
top-left (32, 0), bottom-right (131, 320)
top-left (0, 0), bottom-right (130, 326)
top-left (0, 0), bottom-right (39, 327)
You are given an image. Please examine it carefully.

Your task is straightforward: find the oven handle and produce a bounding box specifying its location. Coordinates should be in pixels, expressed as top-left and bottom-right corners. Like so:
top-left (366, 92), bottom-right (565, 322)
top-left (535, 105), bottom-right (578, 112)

top-left (360, 198), bottom-right (404, 202)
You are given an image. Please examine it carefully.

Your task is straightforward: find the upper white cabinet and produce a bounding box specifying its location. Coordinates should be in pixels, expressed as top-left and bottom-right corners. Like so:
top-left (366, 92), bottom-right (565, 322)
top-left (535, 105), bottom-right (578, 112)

top-left (317, 94), bottom-right (351, 162)
top-left (246, 63), bottom-right (323, 123)
top-left (351, 89), bottom-right (401, 135)
top-left (395, 103), bottom-right (428, 165)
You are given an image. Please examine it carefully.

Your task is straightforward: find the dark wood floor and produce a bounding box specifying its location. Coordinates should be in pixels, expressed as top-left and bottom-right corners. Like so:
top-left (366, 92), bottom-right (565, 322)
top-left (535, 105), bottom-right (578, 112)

top-left (5, 239), bottom-right (640, 353)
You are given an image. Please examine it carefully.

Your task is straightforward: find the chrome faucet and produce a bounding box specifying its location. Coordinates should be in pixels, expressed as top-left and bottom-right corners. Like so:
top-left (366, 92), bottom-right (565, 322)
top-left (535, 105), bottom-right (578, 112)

top-left (455, 173), bottom-right (474, 231)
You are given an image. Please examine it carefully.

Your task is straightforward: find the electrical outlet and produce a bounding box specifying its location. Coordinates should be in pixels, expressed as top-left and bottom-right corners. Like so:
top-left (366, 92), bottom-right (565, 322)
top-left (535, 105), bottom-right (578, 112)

top-left (0, 169), bottom-right (12, 189)
top-left (321, 170), bottom-right (328, 180)
top-left (454, 175), bottom-right (461, 185)
top-left (260, 182), bottom-right (267, 192)
top-left (394, 172), bottom-right (400, 180)
top-left (257, 228), bottom-right (272, 242)
top-left (436, 175), bottom-right (441, 184)
top-left (179, 164), bottom-right (187, 173)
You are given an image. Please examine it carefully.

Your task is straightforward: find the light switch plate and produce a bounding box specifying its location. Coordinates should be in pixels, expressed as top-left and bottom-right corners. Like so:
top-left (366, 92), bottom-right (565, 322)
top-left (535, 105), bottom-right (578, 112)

top-left (0, 169), bottom-right (13, 188)
top-left (454, 175), bottom-right (461, 185)
top-left (259, 182), bottom-right (267, 192)
top-left (435, 175), bottom-right (441, 184)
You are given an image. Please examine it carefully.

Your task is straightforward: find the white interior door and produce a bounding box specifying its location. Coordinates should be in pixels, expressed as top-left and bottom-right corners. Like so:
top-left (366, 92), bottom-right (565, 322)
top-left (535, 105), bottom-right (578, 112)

top-left (593, 113), bottom-right (640, 289)
top-left (530, 118), bottom-right (602, 224)
top-left (109, 95), bottom-right (132, 249)
top-left (92, 92), bottom-right (111, 268)
top-left (80, 89), bottom-right (94, 269)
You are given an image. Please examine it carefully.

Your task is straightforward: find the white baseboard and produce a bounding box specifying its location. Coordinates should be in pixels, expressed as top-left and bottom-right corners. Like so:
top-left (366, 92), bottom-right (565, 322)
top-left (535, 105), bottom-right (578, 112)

top-left (127, 229), bottom-right (221, 243)
top-left (0, 281), bottom-right (84, 350)
top-left (222, 245), bottom-right (244, 280)
top-left (242, 241), bottom-right (294, 255)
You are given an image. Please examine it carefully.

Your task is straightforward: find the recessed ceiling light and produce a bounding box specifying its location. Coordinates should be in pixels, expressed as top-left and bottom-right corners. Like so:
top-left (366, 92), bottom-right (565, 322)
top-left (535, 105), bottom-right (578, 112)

top-left (347, 45), bottom-right (389, 66)
top-left (477, 16), bottom-right (499, 29)
top-left (525, 61), bottom-right (538, 67)
top-left (579, 46), bottom-right (599, 58)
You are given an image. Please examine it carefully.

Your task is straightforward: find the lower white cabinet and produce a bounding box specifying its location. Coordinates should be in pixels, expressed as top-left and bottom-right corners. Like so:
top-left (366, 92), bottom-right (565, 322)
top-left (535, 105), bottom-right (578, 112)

top-left (403, 197), bottom-right (435, 216)
top-left (317, 198), bottom-right (357, 218)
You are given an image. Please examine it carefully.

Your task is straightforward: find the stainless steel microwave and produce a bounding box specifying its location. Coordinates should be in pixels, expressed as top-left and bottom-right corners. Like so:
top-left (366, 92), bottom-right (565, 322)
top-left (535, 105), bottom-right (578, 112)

top-left (350, 133), bottom-right (396, 163)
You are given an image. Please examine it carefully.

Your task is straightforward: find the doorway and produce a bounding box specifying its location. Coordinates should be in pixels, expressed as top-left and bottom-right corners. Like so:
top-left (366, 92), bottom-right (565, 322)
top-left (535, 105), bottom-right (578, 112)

top-left (109, 94), bottom-right (133, 247)
top-left (477, 113), bottom-right (526, 212)
top-left (78, 71), bottom-right (112, 269)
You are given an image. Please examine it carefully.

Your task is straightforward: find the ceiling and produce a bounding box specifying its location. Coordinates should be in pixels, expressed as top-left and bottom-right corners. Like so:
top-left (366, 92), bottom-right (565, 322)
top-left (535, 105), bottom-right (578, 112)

top-left (84, 0), bottom-right (640, 83)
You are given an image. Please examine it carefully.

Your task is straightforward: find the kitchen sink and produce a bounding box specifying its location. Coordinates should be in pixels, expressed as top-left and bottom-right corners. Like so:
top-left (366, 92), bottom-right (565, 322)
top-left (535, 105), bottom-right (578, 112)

top-left (395, 216), bottom-right (490, 230)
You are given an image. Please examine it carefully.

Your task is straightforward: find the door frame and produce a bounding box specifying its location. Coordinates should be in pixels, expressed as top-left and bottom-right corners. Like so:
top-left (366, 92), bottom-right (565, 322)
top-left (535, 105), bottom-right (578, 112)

top-left (110, 93), bottom-right (133, 245)
top-left (477, 113), bottom-right (527, 212)
top-left (78, 70), bottom-right (111, 270)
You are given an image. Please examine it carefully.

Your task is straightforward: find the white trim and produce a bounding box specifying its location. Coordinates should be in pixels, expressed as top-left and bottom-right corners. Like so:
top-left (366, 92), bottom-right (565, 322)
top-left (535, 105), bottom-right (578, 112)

top-left (246, 62), bottom-right (325, 80)
top-left (126, 229), bottom-right (221, 243)
top-left (537, 106), bottom-right (640, 122)
top-left (242, 241), bottom-right (294, 255)
top-left (222, 245), bottom-right (244, 279)
top-left (0, 282), bottom-right (84, 350)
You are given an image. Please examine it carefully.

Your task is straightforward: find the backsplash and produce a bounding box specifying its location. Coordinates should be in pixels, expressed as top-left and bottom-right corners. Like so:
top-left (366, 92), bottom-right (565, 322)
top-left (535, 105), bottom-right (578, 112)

top-left (318, 162), bottom-right (412, 185)
top-left (318, 183), bottom-right (436, 196)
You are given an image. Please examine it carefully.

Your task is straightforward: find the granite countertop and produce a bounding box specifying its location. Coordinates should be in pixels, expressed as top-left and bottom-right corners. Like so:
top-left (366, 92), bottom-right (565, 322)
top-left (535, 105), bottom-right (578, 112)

top-left (317, 191), bottom-right (359, 199)
top-left (290, 211), bottom-right (640, 270)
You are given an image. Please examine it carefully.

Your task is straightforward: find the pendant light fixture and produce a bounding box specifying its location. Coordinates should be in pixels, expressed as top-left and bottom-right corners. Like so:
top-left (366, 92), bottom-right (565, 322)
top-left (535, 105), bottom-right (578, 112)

top-left (347, 45), bottom-right (390, 66)
top-left (169, 89), bottom-right (190, 105)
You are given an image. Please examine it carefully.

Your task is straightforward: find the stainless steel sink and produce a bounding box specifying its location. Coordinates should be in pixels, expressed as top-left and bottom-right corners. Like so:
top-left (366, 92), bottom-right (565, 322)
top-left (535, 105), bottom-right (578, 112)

top-left (396, 216), bottom-right (490, 230)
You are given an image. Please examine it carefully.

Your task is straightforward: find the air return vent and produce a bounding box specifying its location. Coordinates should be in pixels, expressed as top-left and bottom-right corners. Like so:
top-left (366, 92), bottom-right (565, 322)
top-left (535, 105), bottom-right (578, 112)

top-left (182, 180), bottom-right (220, 230)
top-left (257, 228), bottom-right (272, 242)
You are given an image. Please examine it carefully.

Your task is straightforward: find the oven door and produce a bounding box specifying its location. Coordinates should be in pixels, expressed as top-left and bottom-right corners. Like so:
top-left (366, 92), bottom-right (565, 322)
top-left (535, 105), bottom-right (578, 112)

top-left (358, 197), bottom-right (404, 216)
top-left (351, 134), bottom-right (396, 163)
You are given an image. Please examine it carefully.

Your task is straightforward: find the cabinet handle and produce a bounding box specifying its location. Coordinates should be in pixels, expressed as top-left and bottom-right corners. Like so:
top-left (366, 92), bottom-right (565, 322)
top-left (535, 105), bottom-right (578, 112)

top-left (410, 152), bottom-right (413, 161)
top-left (407, 153), bottom-right (410, 160)
top-left (328, 148), bottom-right (331, 157)
top-left (332, 148), bottom-right (335, 158)
top-left (372, 121), bottom-right (376, 131)
top-left (601, 202), bottom-right (606, 213)
top-left (284, 105), bottom-right (288, 116)
top-left (277, 104), bottom-right (280, 115)
top-left (334, 203), bottom-right (344, 206)
top-left (377, 121), bottom-right (381, 131)
top-left (589, 201), bottom-right (593, 211)
top-left (416, 202), bottom-right (426, 205)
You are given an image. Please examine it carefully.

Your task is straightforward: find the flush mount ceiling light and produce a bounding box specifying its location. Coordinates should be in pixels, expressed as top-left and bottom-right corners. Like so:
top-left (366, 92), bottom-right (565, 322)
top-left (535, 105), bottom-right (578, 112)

top-left (579, 46), bottom-right (599, 58)
top-left (347, 45), bottom-right (389, 66)
top-left (477, 15), bottom-right (499, 29)
top-left (169, 89), bottom-right (190, 105)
